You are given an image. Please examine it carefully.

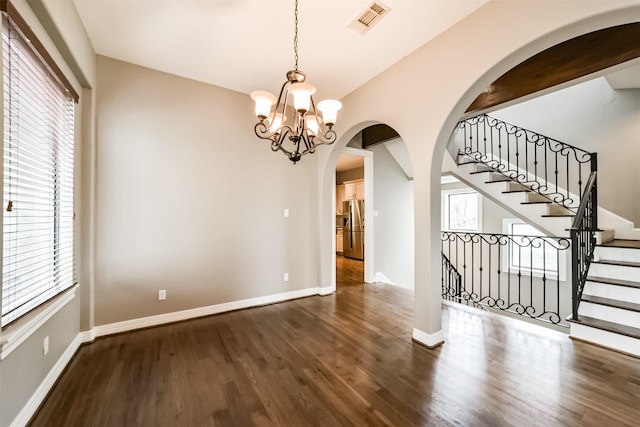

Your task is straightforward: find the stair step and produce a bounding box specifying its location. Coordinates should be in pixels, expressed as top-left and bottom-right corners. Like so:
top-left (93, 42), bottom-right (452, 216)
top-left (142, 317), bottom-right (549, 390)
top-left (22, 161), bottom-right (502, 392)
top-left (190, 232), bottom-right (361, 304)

top-left (595, 245), bottom-right (640, 264)
top-left (584, 279), bottom-right (640, 304)
top-left (521, 201), bottom-right (552, 205)
top-left (593, 259), bottom-right (640, 268)
top-left (469, 170), bottom-right (493, 175)
top-left (569, 318), bottom-right (640, 357)
top-left (570, 315), bottom-right (640, 339)
top-left (502, 189), bottom-right (531, 194)
top-left (587, 276), bottom-right (640, 289)
top-left (579, 298), bottom-right (640, 329)
top-left (581, 295), bottom-right (640, 313)
top-left (589, 262), bottom-right (640, 282)
top-left (485, 178), bottom-right (511, 184)
top-left (542, 214), bottom-right (575, 218)
top-left (599, 239), bottom-right (640, 249)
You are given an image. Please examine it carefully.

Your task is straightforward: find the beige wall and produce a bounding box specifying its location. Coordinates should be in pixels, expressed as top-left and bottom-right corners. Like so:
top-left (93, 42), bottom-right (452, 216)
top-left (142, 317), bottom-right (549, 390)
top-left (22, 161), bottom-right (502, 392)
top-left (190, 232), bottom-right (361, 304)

top-left (371, 143), bottom-right (414, 289)
top-left (94, 56), bottom-right (320, 325)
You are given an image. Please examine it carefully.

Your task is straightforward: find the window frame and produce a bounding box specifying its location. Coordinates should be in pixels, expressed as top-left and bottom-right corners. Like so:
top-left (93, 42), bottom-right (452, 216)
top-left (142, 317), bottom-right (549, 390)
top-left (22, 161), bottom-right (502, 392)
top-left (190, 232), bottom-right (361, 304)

top-left (0, 1), bottom-right (79, 359)
top-left (441, 187), bottom-right (482, 232)
top-left (502, 219), bottom-right (567, 281)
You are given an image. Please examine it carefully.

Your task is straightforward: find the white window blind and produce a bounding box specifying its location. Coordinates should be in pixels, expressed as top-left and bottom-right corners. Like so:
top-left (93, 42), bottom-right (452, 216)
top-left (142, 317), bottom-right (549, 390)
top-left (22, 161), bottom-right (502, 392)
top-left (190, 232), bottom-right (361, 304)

top-left (2, 13), bottom-right (75, 327)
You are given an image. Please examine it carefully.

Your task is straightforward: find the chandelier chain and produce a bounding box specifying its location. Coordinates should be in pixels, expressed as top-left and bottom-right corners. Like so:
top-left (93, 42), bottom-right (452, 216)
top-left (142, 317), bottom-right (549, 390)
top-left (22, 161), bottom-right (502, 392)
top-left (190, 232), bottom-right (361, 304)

top-left (293, 0), bottom-right (299, 70)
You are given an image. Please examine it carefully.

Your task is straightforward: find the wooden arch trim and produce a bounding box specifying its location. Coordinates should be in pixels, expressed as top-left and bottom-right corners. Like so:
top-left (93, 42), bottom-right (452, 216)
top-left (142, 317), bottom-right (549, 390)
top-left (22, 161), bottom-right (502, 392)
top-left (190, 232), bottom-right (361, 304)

top-left (467, 23), bottom-right (640, 114)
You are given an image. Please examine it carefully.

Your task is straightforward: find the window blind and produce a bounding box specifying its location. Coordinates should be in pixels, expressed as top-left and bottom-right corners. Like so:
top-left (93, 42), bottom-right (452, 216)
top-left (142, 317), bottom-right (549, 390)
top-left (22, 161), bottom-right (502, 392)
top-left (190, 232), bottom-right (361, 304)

top-left (2, 12), bottom-right (75, 327)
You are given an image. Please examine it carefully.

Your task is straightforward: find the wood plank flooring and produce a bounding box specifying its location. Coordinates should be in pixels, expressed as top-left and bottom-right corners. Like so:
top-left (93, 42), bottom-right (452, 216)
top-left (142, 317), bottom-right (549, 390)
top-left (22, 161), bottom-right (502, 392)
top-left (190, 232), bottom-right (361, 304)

top-left (30, 258), bottom-right (639, 426)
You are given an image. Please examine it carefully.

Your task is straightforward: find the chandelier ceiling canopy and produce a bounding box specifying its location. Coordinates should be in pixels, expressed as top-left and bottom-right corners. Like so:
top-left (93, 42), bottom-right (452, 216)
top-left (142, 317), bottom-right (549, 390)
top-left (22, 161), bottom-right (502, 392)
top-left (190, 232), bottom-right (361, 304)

top-left (250, 0), bottom-right (342, 164)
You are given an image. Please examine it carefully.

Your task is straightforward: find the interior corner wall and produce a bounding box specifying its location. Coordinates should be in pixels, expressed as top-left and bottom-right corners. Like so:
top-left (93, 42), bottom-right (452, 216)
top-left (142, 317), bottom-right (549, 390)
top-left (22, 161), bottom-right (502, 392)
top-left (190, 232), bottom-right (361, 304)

top-left (492, 77), bottom-right (640, 226)
top-left (94, 56), bottom-right (319, 326)
top-left (371, 144), bottom-right (414, 289)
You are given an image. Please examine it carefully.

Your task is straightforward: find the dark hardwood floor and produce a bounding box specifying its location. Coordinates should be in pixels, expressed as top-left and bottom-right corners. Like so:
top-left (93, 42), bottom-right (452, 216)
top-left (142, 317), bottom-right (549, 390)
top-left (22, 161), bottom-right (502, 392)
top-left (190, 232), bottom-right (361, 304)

top-left (30, 259), bottom-right (639, 426)
top-left (336, 255), bottom-right (363, 288)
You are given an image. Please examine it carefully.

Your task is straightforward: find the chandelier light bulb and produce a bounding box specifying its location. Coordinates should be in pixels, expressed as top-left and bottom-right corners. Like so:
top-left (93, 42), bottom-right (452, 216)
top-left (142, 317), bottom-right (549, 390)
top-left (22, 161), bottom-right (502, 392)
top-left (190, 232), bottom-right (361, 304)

top-left (250, 91), bottom-right (276, 119)
top-left (317, 100), bottom-right (342, 127)
top-left (306, 115), bottom-right (320, 137)
top-left (289, 82), bottom-right (316, 113)
top-left (269, 113), bottom-right (286, 134)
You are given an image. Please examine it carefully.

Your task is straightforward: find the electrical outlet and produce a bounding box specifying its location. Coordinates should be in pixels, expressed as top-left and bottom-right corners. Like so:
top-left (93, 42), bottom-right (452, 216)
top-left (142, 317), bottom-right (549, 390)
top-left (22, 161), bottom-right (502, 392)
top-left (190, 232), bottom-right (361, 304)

top-left (43, 336), bottom-right (49, 356)
top-left (284, 208), bottom-right (289, 217)
top-left (158, 289), bottom-right (166, 300)
top-left (284, 273), bottom-right (289, 282)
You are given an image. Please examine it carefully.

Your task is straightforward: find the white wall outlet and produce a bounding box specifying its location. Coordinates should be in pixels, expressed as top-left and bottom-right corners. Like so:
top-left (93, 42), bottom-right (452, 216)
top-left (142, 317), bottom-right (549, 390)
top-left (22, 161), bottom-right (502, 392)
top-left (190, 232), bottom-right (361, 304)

top-left (284, 273), bottom-right (289, 282)
top-left (43, 336), bottom-right (49, 356)
top-left (374, 210), bottom-right (379, 217)
top-left (158, 289), bottom-right (166, 300)
top-left (284, 208), bottom-right (290, 217)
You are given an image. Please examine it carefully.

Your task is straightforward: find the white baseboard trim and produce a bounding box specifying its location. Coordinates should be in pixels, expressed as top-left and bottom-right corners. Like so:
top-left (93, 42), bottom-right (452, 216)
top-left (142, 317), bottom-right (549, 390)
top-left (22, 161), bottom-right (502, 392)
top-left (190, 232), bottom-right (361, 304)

top-left (375, 272), bottom-right (414, 290)
top-left (375, 272), bottom-right (394, 285)
top-left (79, 329), bottom-right (95, 343)
top-left (94, 287), bottom-right (322, 338)
top-left (317, 286), bottom-right (334, 296)
top-left (10, 333), bottom-right (81, 427)
top-left (412, 328), bottom-right (444, 348)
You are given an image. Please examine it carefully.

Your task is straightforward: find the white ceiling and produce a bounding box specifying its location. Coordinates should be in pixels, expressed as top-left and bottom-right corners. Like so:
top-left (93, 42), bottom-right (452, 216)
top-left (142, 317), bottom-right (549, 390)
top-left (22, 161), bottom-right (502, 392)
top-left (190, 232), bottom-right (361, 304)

top-left (72, 0), bottom-right (488, 100)
top-left (336, 153), bottom-right (364, 172)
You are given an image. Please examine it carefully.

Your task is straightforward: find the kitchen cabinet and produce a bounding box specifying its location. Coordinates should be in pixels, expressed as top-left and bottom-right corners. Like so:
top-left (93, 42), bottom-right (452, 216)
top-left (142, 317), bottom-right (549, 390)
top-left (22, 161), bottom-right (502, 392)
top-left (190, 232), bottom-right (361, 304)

top-left (355, 181), bottom-right (365, 200)
top-left (336, 185), bottom-right (345, 214)
top-left (336, 228), bottom-right (343, 254)
top-left (344, 179), bottom-right (364, 200)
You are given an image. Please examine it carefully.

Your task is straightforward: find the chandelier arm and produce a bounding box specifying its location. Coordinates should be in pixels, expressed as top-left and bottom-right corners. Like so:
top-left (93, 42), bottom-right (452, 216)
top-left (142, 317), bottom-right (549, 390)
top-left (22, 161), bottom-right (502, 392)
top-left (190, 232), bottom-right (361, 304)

top-left (308, 128), bottom-right (337, 146)
top-left (271, 128), bottom-right (295, 156)
top-left (254, 121), bottom-right (270, 139)
top-left (299, 132), bottom-right (313, 154)
top-left (262, 79), bottom-right (293, 132)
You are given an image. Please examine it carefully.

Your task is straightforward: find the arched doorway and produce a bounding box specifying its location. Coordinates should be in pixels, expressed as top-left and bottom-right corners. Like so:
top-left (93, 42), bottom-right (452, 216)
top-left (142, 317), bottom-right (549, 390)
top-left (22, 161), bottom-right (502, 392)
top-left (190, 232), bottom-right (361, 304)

top-left (334, 125), bottom-right (415, 292)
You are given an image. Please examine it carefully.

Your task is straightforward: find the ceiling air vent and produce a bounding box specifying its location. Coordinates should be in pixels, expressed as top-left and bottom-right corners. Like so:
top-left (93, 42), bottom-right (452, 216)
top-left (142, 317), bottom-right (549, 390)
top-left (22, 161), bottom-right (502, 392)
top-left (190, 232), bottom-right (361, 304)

top-left (349, 1), bottom-right (391, 35)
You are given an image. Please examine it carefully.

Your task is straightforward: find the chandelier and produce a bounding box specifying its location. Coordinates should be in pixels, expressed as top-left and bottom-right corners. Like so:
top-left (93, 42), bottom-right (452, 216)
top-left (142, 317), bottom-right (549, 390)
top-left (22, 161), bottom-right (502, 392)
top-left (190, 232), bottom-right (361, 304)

top-left (250, 0), bottom-right (342, 164)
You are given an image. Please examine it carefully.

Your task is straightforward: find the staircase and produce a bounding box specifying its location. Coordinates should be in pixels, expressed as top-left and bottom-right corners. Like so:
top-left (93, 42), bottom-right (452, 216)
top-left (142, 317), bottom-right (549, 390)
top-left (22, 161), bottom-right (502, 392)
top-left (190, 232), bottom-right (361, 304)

top-left (452, 155), bottom-right (574, 237)
top-left (446, 114), bottom-right (640, 357)
top-left (570, 240), bottom-right (640, 356)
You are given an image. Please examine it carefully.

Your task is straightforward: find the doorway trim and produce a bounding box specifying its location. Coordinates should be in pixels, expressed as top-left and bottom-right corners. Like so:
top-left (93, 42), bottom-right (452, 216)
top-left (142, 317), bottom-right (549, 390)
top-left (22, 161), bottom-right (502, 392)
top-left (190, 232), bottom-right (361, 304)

top-left (336, 146), bottom-right (375, 285)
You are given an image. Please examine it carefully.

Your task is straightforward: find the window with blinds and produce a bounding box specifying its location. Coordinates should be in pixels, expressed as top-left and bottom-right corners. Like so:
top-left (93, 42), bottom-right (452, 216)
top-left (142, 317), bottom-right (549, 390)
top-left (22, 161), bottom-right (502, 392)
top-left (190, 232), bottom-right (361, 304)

top-left (1, 12), bottom-right (75, 327)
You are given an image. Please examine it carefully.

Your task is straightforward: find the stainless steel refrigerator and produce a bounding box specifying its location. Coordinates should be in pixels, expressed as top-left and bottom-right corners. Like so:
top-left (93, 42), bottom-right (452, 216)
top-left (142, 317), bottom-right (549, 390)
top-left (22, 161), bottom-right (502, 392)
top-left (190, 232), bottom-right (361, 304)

top-left (343, 200), bottom-right (364, 260)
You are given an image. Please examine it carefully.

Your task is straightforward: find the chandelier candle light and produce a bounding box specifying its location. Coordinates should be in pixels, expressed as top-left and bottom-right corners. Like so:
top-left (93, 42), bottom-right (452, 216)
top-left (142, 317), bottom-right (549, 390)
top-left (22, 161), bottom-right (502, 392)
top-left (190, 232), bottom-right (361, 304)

top-left (250, 0), bottom-right (342, 164)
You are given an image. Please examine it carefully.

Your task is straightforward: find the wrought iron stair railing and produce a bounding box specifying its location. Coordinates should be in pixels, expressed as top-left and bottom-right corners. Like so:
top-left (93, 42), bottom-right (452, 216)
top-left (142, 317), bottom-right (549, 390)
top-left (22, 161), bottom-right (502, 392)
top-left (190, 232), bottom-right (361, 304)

top-left (441, 252), bottom-right (462, 302)
top-left (455, 114), bottom-right (597, 211)
top-left (442, 231), bottom-right (572, 326)
top-left (450, 114), bottom-right (599, 326)
top-left (570, 171), bottom-right (598, 320)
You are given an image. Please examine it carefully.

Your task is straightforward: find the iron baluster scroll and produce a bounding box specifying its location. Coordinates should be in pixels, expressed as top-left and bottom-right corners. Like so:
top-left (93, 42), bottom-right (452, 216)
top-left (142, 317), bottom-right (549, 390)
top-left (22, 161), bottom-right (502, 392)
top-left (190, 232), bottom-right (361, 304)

top-left (456, 114), bottom-right (597, 210)
top-left (570, 171), bottom-right (598, 320)
top-left (442, 252), bottom-right (462, 301)
top-left (442, 231), bottom-right (571, 326)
